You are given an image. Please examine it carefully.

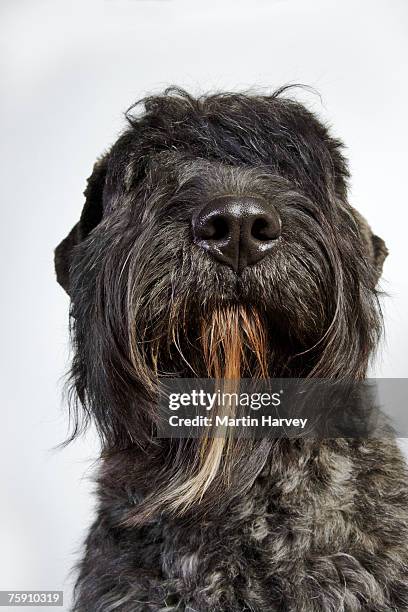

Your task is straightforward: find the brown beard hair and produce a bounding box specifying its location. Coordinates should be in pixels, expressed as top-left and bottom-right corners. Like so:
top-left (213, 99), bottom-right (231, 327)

top-left (149, 304), bottom-right (268, 516)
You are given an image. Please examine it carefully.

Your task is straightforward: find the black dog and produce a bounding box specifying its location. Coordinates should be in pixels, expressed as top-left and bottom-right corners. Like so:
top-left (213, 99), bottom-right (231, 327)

top-left (55, 88), bottom-right (408, 611)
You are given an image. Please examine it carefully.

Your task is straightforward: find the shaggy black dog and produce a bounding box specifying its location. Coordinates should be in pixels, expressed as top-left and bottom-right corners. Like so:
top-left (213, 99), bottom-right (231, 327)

top-left (55, 88), bottom-right (408, 611)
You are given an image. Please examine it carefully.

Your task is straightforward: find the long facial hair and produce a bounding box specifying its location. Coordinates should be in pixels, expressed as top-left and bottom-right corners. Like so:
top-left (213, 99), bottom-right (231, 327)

top-left (67, 164), bottom-right (383, 526)
top-left (69, 209), bottom-right (382, 525)
top-left (126, 304), bottom-right (270, 523)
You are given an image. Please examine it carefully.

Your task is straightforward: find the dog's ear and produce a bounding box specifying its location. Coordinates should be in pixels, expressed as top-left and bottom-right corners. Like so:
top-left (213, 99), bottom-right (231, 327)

top-left (351, 207), bottom-right (388, 285)
top-left (55, 156), bottom-right (109, 294)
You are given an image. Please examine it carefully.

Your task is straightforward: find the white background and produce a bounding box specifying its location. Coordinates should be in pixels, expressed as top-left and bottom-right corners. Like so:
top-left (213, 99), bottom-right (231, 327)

top-left (1, 0), bottom-right (408, 609)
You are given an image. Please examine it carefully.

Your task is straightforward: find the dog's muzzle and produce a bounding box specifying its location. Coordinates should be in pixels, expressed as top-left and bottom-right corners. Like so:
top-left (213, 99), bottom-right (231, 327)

top-left (192, 195), bottom-right (281, 273)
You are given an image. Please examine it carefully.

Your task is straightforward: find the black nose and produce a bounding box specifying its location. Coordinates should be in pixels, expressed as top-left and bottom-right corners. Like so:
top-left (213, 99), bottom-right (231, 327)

top-left (192, 196), bottom-right (281, 273)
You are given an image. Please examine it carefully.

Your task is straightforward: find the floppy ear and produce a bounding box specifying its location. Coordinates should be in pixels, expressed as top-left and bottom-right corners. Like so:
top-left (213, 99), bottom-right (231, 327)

top-left (351, 207), bottom-right (388, 286)
top-left (54, 156), bottom-right (108, 294)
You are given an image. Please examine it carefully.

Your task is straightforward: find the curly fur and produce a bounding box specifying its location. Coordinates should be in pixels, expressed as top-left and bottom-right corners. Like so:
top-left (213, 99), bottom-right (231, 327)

top-left (55, 87), bottom-right (408, 611)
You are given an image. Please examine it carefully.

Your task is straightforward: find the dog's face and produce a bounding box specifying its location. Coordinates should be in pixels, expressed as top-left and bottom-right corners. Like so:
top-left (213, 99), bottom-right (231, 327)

top-left (55, 89), bottom-right (387, 514)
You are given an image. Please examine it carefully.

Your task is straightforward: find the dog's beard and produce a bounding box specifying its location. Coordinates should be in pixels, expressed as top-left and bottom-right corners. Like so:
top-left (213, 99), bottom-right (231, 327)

top-left (181, 305), bottom-right (268, 512)
top-left (131, 304), bottom-right (269, 520)
top-left (200, 305), bottom-right (268, 380)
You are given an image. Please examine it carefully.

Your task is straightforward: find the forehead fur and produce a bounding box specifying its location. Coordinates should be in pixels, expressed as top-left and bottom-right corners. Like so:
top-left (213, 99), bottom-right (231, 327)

top-left (105, 87), bottom-right (349, 203)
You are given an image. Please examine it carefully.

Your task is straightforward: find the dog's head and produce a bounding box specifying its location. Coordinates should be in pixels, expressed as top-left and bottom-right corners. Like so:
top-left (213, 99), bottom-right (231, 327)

top-left (55, 88), bottom-right (387, 517)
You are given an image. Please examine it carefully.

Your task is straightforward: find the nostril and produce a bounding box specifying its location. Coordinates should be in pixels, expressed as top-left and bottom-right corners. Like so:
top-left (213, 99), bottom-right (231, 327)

top-left (210, 216), bottom-right (229, 240)
top-left (251, 218), bottom-right (271, 241)
top-left (251, 216), bottom-right (281, 241)
top-left (200, 215), bottom-right (230, 240)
